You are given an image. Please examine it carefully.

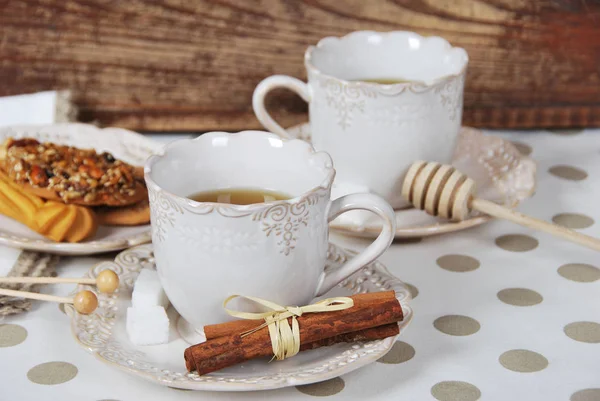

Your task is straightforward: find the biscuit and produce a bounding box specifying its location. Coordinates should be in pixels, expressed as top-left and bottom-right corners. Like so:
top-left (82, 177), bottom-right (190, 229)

top-left (0, 170), bottom-right (98, 242)
top-left (95, 199), bottom-right (150, 226)
top-left (43, 203), bottom-right (78, 242)
top-left (65, 206), bottom-right (98, 243)
top-left (37, 201), bottom-right (72, 236)
top-left (0, 137), bottom-right (147, 206)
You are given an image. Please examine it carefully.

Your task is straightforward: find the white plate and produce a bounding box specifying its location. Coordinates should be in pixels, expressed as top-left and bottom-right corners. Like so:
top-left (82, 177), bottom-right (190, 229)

top-left (0, 123), bottom-right (162, 255)
top-left (288, 123), bottom-right (537, 238)
top-left (68, 243), bottom-right (413, 391)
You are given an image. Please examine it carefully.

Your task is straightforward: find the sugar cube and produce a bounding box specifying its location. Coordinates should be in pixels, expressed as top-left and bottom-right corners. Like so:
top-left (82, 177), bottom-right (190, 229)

top-left (132, 268), bottom-right (169, 308)
top-left (126, 306), bottom-right (169, 346)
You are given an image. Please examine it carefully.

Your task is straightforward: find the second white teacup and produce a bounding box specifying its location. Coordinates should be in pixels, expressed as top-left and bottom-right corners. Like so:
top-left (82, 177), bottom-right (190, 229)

top-left (253, 31), bottom-right (469, 209)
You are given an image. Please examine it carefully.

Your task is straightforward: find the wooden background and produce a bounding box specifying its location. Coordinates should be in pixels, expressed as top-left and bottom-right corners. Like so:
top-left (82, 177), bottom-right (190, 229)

top-left (1, 0), bottom-right (599, 131)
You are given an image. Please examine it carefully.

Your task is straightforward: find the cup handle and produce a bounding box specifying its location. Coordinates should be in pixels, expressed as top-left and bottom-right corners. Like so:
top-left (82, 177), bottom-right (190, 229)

top-left (252, 75), bottom-right (310, 139)
top-left (315, 193), bottom-right (397, 297)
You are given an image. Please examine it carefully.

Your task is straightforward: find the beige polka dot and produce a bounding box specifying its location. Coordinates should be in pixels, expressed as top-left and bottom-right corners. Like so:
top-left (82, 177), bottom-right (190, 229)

top-left (564, 322), bottom-right (600, 343)
top-left (405, 283), bottom-right (419, 299)
top-left (571, 388), bottom-right (600, 401)
top-left (497, 288), bottom-right (543, 306)
top-left (558, 263), bottom-right (600, 283)
top-left (549, 165), bottom-right (588, 181)
top-left (377, 341), bottom-right (415, 364)
top-left (499, 349), bottom-right (548, 372)
top-left (296, 377), bottom-right (345, 396)
top-left (552, 213), bottom-right (594, 229)
top-left (431, 381), bottom-right (481, 401)
top-left (27, 361), bottom-right (78, 385)
top-left (511, 141), bottom-right (532, 156)
top-left (549, 129), bottom-right (583, 136)
top-left (437, 254), bottom-right (480, 272)
top-left (0, 324), bottom-right (27, 347)
top-left (495, 234), bottom-right (538, 252)
top-left (434, 315), bottom-right (480, 336)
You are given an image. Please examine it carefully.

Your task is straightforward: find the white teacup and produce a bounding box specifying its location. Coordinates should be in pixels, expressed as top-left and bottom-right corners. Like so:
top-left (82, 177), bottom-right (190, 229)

top-left (144, 131), bottom-right (395, 329)
top-left (253, 31), bottom-right (468, 209)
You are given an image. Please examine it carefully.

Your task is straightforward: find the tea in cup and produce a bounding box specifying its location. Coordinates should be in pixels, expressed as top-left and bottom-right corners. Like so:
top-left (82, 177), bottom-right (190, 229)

top-left (253, 31), bottom-right (468, 209)
top-left (144, 131), bottom-right (396, 329)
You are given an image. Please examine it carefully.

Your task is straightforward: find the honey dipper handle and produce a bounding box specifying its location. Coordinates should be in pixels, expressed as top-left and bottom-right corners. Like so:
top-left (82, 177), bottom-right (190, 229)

top-left (471, 198), bottom-right (600, 251)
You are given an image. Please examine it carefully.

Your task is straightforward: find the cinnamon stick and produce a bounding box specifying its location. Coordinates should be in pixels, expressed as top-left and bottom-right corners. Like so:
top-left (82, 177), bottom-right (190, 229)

top-left (203, 292), bottom-right (400, 352)
top-left (298, 323), bottom-right (399, 351)
top-left (206, 321), bottom-right (399, 351)
top-left (185, 291), bottom-right (403, 375)
top-left (203, 291), bottom-right (398, 339)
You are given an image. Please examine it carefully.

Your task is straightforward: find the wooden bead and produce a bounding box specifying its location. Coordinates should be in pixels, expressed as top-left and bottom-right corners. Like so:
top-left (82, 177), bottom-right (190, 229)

top-left (73, 290), bottom-right (98, 315)
top-left (96, 270), bottom-right (119, 294)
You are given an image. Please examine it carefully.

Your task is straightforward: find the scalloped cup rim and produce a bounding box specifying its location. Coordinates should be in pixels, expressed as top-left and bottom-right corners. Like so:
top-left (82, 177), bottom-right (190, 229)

top-left (304, 30), bottom-right (469, 87)
top-left (144, 130), bottom-right (336, 212)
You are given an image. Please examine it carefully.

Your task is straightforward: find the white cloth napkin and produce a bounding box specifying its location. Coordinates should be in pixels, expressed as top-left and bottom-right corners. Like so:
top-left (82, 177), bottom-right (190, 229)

top-left (0, 90), bottom-right (76, 127)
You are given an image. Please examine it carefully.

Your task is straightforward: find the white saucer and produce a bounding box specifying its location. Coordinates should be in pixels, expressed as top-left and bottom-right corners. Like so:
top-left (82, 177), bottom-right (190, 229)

top-left (68, 243), bottom-right (412, 391)
top-left (288, 123), bottom-right (537, 239)
top-left (0, 124), bottom-right (162, 255)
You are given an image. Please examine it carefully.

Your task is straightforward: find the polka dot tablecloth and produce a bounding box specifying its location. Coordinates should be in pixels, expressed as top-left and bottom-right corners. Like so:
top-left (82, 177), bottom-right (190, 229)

top-left (1, 129), bottom-right (600, 401)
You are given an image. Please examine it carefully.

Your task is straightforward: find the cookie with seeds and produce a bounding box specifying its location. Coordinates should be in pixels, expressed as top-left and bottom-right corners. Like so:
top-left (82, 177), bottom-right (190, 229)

top-left (0, 138), bottom-right (147, 206)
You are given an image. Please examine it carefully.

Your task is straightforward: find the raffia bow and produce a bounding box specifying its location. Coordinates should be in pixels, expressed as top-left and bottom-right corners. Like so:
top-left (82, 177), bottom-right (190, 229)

top-left (223, 295), bottom-right (354, 361)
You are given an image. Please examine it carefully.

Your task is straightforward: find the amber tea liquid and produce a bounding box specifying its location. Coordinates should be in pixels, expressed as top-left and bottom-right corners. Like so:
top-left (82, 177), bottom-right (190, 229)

top-left (187, 188), bottom-right (291, 205)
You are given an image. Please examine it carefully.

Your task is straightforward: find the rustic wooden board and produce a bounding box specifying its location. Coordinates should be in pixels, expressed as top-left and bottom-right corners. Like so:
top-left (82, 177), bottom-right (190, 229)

top-left (1, 0), bottom-right (599, 131)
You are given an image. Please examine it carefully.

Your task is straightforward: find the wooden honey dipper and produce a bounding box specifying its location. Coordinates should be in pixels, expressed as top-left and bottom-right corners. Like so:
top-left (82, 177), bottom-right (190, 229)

top-left (402, 161), bottom-right (600, 251)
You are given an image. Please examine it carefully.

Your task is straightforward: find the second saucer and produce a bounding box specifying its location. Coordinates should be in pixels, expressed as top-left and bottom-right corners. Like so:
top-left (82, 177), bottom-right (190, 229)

top-left (288, 124), bottom-right (537, 239)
